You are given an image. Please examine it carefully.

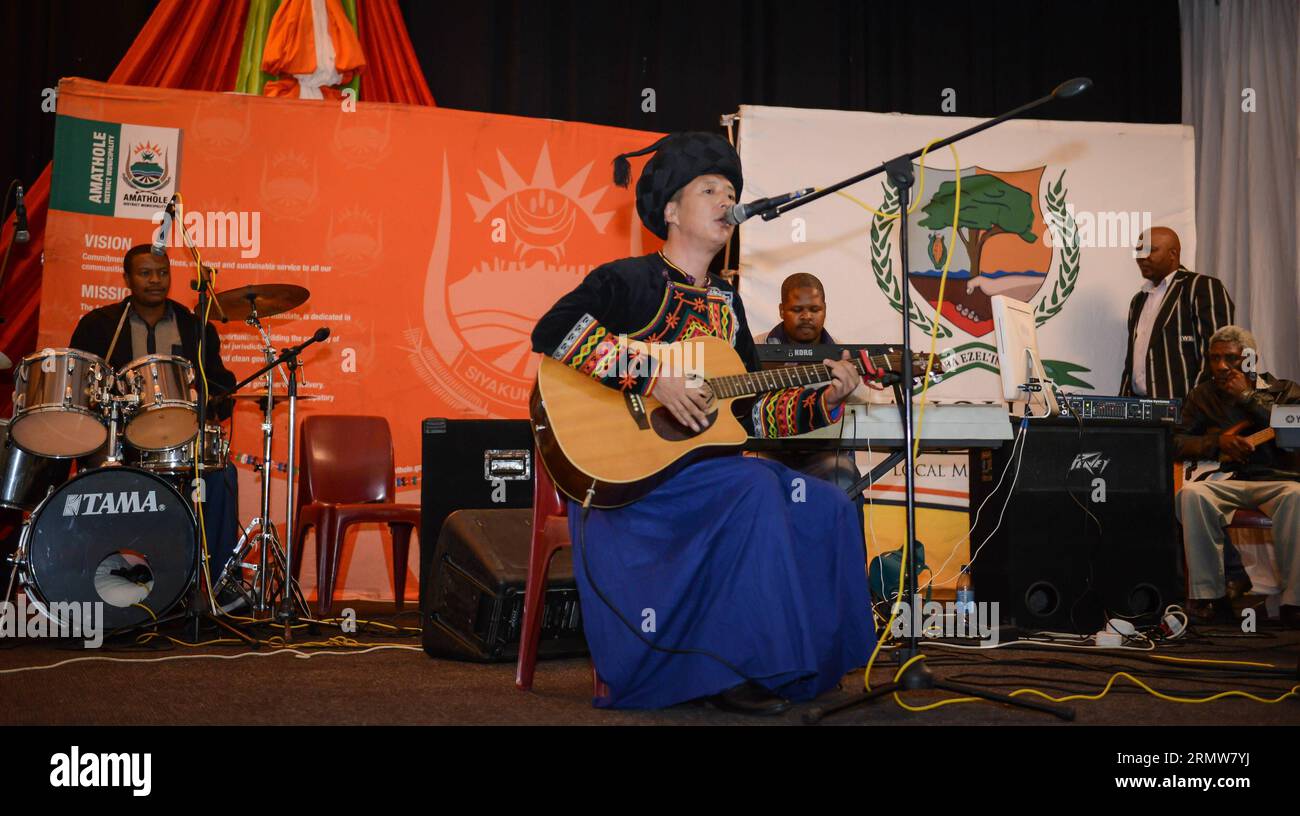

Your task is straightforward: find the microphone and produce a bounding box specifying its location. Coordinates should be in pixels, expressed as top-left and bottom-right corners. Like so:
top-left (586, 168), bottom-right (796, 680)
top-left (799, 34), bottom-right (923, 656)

top-left (14, 184), bottom-right (29, 244)
top-left (281, 327), bottom-right (330, 359)
top-left (151, 195), bottom-right (176, 256)
top-left (1052, 77), bottom-right (1093, 99)
top-left (110, 563), bottom-right (154, 585)
top-left (724, 187), bottom-right (816, 225)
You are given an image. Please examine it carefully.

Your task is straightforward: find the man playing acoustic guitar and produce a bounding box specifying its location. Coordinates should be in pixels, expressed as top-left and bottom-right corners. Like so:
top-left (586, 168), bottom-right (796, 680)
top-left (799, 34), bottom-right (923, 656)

top-left (1174, 325), bottom-right (1300, 628)
top-left (530, 133), bottom-right (874, 712)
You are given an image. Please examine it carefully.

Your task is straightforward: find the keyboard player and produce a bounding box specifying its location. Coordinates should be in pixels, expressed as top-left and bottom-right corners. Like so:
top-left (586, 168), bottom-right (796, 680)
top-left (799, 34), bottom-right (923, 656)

top-left (754, 273), bottom-right (879, 499)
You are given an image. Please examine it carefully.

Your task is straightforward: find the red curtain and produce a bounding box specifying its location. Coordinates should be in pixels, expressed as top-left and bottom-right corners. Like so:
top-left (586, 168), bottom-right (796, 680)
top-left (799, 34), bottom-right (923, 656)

top-left (356, 0), bottom-right (435, 105)
top-left (0, 0), bottom-right (249, 414)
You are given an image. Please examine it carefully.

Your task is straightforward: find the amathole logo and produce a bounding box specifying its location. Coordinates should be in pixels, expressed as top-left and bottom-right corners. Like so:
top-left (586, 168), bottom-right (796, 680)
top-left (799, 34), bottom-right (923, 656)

top-left (121, 141), bottom-right (172, 191)
top-left (49, 746), bottom-right (151, 797)
top-left (50, 115), bottom-right (181, 219)
top-left (63, 491), bottom-right (164, 516)
top-left (1070, 452), bottom-right (1111, 475)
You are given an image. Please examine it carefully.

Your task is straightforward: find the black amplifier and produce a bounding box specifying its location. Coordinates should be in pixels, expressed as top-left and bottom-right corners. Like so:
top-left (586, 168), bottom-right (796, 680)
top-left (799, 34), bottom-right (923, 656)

top-left (419, 418), bottom-right (534, 611)
top-left (969, 420), bottom-right (1182, 631)
top-left (422, 508), bottom-right (586, 662)
top-left (1058, 395), bottom-right (1180, 423)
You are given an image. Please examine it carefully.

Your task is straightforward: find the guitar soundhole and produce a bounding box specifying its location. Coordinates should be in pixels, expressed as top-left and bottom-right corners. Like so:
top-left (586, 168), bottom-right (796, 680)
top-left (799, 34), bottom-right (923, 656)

top-left (649, 406), bottom-right (717, 441)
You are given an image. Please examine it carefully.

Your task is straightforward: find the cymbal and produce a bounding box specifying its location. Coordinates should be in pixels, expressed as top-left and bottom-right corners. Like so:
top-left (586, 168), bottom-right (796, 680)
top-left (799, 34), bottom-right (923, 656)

top-left (215, 284), bottom-right (310, 321)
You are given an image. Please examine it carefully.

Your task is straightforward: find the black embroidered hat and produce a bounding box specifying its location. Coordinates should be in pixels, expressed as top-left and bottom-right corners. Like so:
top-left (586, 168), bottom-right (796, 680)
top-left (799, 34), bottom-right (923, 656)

top-left (612, 132), bottom-right (743, 240)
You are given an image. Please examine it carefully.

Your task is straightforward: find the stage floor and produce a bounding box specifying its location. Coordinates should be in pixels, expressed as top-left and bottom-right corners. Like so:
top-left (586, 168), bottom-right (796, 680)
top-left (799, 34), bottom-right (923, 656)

top-left (2, 602), bottom-right (1297, 726)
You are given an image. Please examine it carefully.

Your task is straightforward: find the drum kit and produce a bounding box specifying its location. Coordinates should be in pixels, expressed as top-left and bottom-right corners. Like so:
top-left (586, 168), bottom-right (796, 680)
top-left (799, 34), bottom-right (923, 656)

top-left (2, 283), bottom-right (322, 640)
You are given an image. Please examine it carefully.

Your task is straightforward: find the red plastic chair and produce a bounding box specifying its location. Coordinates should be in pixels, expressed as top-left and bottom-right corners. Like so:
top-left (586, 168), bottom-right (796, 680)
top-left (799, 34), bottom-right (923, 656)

top-left (292, 415), bottom-right (420, 617)
top-left (515, 450), bottom-right (608, 698)
top-left (1228, 509), bottom-right (1272, 530)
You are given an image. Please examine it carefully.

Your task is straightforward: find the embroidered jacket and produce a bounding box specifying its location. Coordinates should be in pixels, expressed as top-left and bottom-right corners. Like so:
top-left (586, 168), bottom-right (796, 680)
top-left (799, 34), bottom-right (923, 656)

top-left (531, 252), bottom-right (842, 437)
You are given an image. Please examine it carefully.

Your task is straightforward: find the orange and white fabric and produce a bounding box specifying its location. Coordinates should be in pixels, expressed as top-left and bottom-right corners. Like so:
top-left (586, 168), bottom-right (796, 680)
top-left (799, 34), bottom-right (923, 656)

top-left (262, 0), bottom-right (365, 100)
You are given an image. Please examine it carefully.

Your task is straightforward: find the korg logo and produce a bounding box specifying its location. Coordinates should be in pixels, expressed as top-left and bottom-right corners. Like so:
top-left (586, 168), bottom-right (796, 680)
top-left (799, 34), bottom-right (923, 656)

top-left (1069, 452), bottom-right (1111, 476)
top-left (63, 492), bottom-right (163, 516)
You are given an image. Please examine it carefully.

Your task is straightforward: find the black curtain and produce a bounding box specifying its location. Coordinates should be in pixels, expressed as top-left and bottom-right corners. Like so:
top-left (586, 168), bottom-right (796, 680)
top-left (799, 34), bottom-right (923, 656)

top-left (400, 0), bottom-right (1181, 133)
top-left (0, 0), bottom-right (159, 196)
top-left (1, 0), bottom-right (1180, 208)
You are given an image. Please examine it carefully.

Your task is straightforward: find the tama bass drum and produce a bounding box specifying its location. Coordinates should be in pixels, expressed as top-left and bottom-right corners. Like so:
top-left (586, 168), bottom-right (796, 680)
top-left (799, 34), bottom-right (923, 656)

top-left (21, 466), bottom-right (196, 631)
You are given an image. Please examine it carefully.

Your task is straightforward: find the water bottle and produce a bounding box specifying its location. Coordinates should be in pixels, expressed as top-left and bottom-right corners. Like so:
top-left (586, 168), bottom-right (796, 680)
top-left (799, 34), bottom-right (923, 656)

top-left (955, 564), bottom-right (975, 629)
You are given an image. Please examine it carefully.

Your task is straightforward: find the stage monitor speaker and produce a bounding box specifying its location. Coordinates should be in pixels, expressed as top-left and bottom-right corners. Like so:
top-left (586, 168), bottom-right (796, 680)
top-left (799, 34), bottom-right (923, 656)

top-left (968, 420), bottom-right (1183, 632)
top-left (421, 508), bottom-right (587, 663)
top-left (420, 418), bottom-right (534, 611)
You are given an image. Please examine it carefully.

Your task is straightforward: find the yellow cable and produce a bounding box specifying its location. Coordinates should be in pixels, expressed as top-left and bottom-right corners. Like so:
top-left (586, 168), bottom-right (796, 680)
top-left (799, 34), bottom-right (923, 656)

top-left (176, 192), bottom-right (219, 616)
top-left (1149, 654), bottom-right (1276, 669)
top-left (910, 147), bottom-right (959, 462)
top-left (1009, 673), bottom-right (1300, 706)
top-left (883, 656), bottom-right (1299, 713)
top-left (886, 653), bottom-right (980, 711)
top-left (830, 138), bottom-right (946, 219)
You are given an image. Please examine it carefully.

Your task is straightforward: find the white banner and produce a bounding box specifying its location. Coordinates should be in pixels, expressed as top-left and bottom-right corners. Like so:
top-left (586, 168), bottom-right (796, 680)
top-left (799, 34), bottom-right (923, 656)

top-left (737, 105), bottom-right (1197, 402)
top-left (737, 106), bottom-right (1196, 578)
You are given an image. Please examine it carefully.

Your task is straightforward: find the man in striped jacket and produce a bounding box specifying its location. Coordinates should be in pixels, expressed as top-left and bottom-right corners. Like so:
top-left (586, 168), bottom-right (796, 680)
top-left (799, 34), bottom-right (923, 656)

top-left (1120, 227), bottom-right (1247, 601)
top-left (1120, 227), bottom-right (1234, 400)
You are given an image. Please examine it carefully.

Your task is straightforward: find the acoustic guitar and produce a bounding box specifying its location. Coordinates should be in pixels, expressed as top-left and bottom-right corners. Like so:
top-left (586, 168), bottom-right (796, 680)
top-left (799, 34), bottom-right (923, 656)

top-left (531, 334), bottom-right (954, 507)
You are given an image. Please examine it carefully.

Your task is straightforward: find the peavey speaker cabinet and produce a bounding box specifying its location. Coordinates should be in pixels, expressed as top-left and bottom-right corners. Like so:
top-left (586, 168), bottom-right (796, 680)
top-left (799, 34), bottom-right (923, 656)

top-left (968, 419), bottom-right (1183, 632)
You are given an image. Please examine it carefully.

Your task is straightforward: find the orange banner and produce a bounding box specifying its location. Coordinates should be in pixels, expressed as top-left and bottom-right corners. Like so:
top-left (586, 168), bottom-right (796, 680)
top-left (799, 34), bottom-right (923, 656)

top-left (41, 78), bottom-right (662, 600)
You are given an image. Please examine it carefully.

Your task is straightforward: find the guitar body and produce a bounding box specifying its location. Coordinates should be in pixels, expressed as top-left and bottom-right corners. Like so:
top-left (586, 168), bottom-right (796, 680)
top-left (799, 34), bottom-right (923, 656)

top-left (531, 334), bottom-right (752, 508)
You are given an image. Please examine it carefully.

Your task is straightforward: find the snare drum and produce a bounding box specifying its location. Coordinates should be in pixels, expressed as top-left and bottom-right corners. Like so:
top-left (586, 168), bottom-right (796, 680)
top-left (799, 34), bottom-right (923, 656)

top-left (0, 419), bottom-right (72, 511)
top-left (118, 354), bottom-right (198, 450)
top-left (130, 424), bottom-right (229, 474)
top-left (10, 348), bottom-right (112, 458)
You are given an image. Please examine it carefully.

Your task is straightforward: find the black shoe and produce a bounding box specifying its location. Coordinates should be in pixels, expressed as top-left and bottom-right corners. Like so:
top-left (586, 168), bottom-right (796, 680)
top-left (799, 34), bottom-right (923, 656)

top-left (1186, 596), bottom-right (1236, 626)
top-left (707, 682), bottom-right (792, 716)
top-left (1225, 577), bottom-right (1254, 601)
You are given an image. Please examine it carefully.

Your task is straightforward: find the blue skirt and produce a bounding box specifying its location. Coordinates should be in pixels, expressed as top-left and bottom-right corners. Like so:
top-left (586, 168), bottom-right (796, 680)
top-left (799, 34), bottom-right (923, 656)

top-left (568, 455), bottom-right (874, 709)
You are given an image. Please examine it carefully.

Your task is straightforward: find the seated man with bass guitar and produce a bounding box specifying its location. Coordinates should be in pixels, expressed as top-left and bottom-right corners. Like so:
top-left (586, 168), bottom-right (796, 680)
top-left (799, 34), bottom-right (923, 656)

top-left (1174, 325), bottom-right (1300, 628)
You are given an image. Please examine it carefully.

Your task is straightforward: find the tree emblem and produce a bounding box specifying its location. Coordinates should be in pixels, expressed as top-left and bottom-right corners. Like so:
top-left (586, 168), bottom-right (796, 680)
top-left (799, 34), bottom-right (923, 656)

top-left (917, 175), bottom-right (1036, 288)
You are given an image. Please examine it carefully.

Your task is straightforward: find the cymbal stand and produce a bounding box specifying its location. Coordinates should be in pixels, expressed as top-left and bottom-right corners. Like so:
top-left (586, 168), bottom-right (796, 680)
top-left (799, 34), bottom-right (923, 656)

top-left (212, 304), bottom-right (308, 619)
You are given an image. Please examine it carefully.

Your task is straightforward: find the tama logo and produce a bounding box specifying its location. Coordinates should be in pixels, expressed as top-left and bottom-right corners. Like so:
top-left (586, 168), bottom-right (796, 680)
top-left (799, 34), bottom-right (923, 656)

top-left (1069, 452), bottom-right (1111, 475)
top-left (62, 491), bottom-right (164, 516)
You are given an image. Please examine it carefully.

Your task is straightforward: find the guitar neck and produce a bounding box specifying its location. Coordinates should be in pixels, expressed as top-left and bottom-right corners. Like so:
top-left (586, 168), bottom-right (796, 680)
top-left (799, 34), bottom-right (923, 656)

top-left (707, 352), bottom-right (897, 400)
top-left (1245, 427), bottom-right (1276, 447)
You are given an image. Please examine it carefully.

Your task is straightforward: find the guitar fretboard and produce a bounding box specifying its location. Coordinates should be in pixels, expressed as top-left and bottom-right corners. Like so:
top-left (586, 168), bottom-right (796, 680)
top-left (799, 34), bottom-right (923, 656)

top-left (707, 353), bottom-right (900, 399)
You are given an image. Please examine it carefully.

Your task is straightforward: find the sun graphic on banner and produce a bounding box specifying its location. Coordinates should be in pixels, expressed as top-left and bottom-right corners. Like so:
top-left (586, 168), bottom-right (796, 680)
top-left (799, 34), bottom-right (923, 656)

top-left (467, 144), bottom-right (614, 264)
top-left (414, 140), bottom-right (634, 418)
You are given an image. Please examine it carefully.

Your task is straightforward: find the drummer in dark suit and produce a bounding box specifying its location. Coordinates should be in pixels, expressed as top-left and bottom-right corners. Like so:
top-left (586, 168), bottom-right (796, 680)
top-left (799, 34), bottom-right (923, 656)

top-left (70, 244), bottom-right (240, 598)
top-left (70, 245), bottom-right (236, 398)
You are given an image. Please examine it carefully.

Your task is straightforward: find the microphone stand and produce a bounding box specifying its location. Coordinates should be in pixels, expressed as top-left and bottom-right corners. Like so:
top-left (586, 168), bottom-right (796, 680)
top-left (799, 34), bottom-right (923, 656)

top-left (114, 200), bottom-right (255, 646)
top-left (767, 80), bottom-right (1093, 724)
